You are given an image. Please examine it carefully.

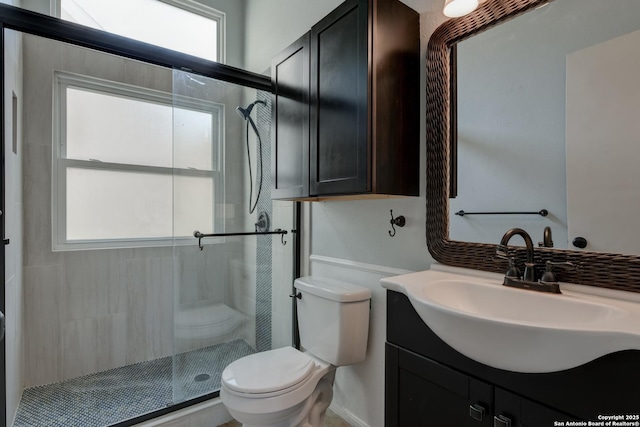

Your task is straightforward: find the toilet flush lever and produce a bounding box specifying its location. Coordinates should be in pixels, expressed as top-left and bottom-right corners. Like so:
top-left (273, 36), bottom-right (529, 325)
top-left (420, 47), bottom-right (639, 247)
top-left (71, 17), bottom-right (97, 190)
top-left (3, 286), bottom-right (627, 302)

top-left (289, 292), bottom-right (302, 299)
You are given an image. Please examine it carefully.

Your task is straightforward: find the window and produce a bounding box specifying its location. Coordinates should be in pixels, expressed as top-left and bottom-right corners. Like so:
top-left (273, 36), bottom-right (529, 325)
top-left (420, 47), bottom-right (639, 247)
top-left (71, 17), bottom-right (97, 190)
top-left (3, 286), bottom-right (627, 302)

top-left (53, 72), bottom-right (224, 250)
top-left (56, 0), bottom-right (225, 63)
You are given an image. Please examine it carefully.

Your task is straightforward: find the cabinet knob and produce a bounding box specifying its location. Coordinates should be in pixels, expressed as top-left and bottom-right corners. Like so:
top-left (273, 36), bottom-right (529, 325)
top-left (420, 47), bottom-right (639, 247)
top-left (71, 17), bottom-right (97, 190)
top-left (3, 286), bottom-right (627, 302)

top-left (494, 415), bottom-right (512, 427)
top-left (469, 404), bottom-right (485, 421)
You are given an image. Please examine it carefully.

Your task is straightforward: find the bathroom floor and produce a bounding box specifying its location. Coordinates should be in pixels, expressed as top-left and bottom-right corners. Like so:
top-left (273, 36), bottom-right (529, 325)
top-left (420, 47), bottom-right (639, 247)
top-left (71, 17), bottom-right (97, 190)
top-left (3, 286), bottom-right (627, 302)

top-left (218, 409), bottom-right (353, 427)
top-left (13, 339), bottom-right (255, 427)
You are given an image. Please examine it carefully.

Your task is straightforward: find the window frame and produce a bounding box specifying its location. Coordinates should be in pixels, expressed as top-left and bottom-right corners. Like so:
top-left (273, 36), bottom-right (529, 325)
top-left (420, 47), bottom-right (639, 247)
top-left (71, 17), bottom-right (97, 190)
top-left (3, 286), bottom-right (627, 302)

top-left (51, 0), bottom-right (226, 64)
top-left (52, 71), bottom-right (225, 251)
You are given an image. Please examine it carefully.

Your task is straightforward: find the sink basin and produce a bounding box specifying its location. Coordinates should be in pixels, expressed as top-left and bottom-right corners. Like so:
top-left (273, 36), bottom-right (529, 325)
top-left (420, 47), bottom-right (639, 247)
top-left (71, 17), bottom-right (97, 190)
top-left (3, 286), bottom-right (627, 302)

top-left (422, 279), bottom-right (622, 326)
top-left (381, 266), bottom-right (640, 373)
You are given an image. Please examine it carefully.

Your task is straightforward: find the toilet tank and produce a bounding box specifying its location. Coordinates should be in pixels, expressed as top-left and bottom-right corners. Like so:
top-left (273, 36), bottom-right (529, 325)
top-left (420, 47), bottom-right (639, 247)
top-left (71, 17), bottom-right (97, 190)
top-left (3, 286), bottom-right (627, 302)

top-left (294, 276), bottom-right (371, 366)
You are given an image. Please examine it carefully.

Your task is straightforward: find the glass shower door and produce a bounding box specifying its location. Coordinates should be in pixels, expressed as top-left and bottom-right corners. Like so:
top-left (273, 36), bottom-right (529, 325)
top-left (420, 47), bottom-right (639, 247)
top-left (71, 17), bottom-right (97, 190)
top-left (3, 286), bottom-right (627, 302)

top-left (171, 69), bottom-right (295, 403)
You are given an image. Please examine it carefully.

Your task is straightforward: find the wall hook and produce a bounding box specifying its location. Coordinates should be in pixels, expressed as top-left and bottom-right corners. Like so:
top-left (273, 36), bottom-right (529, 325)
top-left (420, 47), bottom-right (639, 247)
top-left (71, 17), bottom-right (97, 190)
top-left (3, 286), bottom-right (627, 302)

top-left (275, 228), bottom-right (287, 245)
top-left (389, 210), bottom-right (406, 237)
top-left (194, 231), bottom-right (204, 251)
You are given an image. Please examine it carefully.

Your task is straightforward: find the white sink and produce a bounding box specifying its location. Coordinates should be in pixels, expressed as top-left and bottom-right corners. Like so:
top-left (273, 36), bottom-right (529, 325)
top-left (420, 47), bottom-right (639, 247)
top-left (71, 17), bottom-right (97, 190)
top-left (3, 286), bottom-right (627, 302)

top-left (381, 265), bottom-right (640, 373)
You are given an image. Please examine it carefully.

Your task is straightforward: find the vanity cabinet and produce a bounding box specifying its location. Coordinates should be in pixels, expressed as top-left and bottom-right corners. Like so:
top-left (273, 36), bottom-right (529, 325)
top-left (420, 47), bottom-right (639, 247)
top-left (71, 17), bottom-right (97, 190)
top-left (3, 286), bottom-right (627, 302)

top-left (271, 0), bottom-right (419, 200)
top-left (386, 290), bottom-right (640, 426)
top-left (388, 345), bottom-right (572, 426)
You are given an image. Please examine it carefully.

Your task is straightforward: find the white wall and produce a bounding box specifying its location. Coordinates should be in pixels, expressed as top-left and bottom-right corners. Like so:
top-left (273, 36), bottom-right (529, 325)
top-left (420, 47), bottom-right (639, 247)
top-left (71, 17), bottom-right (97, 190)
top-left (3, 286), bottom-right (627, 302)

top-left (243, 0), bottom-right (342, 74)
top-left (4, 25), bottom-right (24, 427)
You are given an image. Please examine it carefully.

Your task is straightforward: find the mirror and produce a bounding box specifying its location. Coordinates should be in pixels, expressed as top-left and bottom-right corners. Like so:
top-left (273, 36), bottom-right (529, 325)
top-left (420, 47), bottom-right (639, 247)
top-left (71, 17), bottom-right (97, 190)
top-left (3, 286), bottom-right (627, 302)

top-left (426, 0), bottom-right (640, 293)
top-left (450, 0), bottom-right (640, 255)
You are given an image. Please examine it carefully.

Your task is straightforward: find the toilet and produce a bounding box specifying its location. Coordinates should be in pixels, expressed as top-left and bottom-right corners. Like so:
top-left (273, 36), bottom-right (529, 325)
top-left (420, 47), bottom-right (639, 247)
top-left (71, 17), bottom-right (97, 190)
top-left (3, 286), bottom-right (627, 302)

top-left (220, 276), bottom-right (372, 427)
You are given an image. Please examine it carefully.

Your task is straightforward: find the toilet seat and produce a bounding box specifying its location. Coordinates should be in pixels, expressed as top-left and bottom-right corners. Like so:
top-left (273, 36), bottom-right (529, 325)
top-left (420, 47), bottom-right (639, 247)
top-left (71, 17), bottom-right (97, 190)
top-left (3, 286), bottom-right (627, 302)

top-left (222, 347), bottom-right (316, 397)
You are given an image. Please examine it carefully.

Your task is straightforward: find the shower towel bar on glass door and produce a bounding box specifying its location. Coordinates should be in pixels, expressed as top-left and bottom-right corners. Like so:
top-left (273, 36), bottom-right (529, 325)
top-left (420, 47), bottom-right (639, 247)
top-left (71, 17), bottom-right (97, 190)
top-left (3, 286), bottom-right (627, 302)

top-left (193, 229), bottom-right (289, 250)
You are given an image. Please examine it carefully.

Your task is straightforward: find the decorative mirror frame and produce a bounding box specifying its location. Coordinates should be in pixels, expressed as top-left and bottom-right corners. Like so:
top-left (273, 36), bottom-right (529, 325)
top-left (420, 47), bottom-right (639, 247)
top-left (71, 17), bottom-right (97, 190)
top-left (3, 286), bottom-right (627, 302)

top-left (425, 0), bottom-right (640, 293)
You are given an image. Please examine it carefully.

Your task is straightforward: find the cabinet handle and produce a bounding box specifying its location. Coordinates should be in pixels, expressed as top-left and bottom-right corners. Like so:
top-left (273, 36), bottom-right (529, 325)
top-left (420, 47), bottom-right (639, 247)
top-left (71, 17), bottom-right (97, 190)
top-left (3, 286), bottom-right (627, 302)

top-left (494, 415), bottom-right (512, 427)
top-left (469, 404), bottom-right (485, 421)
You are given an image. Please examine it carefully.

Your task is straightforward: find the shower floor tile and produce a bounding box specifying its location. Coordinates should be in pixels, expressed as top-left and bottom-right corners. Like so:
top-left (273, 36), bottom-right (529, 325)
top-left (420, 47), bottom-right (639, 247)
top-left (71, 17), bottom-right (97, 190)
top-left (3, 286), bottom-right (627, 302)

top-left (13, 339), bottom-right (256, 427)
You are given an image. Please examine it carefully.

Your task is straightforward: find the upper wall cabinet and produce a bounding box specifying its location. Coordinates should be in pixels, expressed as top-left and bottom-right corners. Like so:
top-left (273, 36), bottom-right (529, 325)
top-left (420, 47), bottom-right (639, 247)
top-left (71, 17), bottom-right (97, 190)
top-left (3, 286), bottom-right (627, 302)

top-left (271, 0), bottom-right (419, 200)
top-left (271, 33), bottom-right (310, 200)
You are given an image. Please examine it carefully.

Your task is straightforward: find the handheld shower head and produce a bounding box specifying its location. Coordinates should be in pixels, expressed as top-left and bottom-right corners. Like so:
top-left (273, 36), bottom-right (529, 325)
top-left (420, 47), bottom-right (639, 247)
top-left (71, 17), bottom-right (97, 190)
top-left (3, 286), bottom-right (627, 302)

top-left (238, 99), bottom-right (267, 215)
top-left (236, 100), bottom-right (266, 121)
top-left (236, 105), bottom-right (250, 120)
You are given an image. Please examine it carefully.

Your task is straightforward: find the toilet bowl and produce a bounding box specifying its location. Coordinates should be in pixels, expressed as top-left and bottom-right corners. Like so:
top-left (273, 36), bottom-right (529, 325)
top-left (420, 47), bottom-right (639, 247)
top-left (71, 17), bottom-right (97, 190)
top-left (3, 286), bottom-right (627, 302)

top-left (220, 276), bottom-right (372, 427)
top-left (220, 347), bottom-right (335, 427)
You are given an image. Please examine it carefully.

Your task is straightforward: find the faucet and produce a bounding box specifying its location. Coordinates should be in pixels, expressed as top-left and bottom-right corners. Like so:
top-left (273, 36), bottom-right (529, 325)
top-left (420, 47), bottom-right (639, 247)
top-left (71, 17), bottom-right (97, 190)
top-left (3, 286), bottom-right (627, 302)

top-left (495, 227), bottom-right (563, 293)
top-left (496, 228), bottom-right (536, 282)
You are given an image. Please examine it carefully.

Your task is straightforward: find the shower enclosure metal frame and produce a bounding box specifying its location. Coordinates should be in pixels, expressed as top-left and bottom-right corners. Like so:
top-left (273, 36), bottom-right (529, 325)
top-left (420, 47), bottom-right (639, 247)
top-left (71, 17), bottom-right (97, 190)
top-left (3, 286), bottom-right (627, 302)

top-left (0, 3), bottom-right (302, 426)
top-left (1, 20), bottom-right (6, 422)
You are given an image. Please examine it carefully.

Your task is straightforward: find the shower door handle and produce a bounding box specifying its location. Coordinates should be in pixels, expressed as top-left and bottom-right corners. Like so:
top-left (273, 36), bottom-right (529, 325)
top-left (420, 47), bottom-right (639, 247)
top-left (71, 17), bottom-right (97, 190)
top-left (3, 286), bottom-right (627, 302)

top-left (1, 209), bottom-right (6, 245)
top-left (0, 310), bottom-right (5, 342)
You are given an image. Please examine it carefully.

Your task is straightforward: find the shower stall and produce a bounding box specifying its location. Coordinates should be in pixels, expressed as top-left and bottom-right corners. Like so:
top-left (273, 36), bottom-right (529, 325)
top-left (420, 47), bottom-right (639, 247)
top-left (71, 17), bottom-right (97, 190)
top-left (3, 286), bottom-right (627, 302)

top-left (1, 3), bottom-right (298, 426)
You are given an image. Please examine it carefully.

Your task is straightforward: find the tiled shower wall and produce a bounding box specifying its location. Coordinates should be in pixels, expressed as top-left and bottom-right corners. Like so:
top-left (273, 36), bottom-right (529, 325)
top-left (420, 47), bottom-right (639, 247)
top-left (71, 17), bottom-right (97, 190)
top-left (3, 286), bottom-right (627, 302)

top-left (241, 89), bottom-right (294, 353)
top-left (21, 34), bottom-right (249, 388)
top-left (254, 91), bottom-right (273, 352)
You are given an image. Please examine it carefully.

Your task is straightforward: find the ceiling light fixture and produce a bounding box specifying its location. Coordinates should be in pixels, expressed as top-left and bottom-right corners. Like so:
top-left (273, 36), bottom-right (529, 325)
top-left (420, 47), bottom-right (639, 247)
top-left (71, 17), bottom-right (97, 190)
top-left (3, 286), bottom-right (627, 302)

top-left (443, 0), bottom-right (479, 17)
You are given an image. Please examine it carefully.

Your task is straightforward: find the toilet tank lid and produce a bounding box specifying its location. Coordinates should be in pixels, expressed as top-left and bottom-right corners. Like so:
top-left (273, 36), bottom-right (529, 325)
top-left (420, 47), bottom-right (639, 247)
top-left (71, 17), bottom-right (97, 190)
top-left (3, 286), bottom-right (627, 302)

top-left (294, 276), bottom-right (371, 302)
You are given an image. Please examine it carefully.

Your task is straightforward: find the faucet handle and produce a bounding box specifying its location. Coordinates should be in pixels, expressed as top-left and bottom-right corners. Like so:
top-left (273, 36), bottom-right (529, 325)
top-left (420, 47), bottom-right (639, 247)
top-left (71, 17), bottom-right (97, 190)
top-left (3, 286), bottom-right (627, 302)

top-left (545, 260), bottom-right (578, 270)
top-left (538, 226), bottom-right (554, 248)
top-left (540, 261), bottom-right (577, 285)
top-left (495, 244), bottom-right (511, 260)
top-left (505, 257), bottom-right (521, 279)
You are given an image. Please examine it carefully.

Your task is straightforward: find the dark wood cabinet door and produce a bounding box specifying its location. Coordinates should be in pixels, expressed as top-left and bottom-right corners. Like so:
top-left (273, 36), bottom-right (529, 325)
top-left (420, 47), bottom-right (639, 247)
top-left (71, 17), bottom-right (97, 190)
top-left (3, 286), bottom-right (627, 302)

top-left (271, 32), bottom-right (310, 199)
top-left (388, 345), bottom-right (494, 427)
top-left (494, 388), bottom-right (578, 427)
top-left (398, 349), bottom-right (469, 426)
top-left (520, 397), bottom-right (577, 427)
top-left (310, 0), bottom-right (369, 196)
